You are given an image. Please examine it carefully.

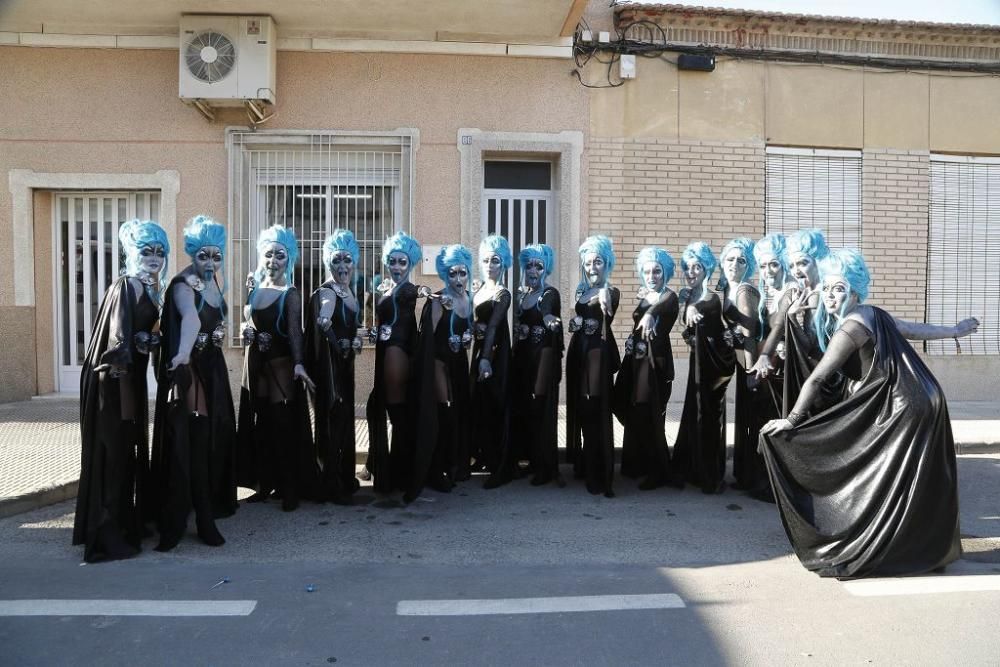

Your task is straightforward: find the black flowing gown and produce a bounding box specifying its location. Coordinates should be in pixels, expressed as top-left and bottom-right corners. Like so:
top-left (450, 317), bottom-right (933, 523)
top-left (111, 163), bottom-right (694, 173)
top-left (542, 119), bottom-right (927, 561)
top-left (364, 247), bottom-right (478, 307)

top-left (724, 284), bottom-right (766, 494)
top-left (306, 283), bottom-right (362, 503)
top-left (671, 291), bottom-right (735, 493)
top-left (510, 286), bottom-right (563, 484)
top-left (565, 288), bottom-right (621, 496)
top-left (150, 276), bottom-right (238, 538)
top-left (236, 288), bottom-right (319, 503)
top-left (781, 293), bottom-right (845, 416)
top-left (469, 286), bottom-right (512, 484)
top-left (613, 291), bottom-right (678, 486)
top-left (760, 306), bottom-right (961, 579)
top-left (74, 277), bottom-right (158, 562)
top-left (365, 282), bottom-right (419, 493)
top-left (406, 295), bottom-right (472, 501)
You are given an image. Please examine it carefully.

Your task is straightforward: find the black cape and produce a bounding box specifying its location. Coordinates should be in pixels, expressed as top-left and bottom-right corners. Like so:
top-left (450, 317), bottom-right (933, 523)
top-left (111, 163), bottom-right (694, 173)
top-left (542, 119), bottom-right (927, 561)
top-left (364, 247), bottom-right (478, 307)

top-left (760, 306), bottom-right (962, 579)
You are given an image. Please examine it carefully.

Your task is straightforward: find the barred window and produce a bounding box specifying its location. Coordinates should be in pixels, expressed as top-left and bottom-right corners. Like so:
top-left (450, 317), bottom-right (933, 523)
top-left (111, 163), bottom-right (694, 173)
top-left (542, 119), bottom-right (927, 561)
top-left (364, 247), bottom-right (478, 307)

top-left (227, 129), bottom-right (415, 340)
top-left (765, 146), bottom-right (863, 248)
top-left (926, 155), bottom-right (1000, 355)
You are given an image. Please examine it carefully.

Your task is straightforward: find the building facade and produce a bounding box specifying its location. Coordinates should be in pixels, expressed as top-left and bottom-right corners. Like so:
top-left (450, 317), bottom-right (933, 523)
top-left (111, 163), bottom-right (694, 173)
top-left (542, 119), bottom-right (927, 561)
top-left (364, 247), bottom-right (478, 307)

top-left (1, 0), bottom-right (998, 402)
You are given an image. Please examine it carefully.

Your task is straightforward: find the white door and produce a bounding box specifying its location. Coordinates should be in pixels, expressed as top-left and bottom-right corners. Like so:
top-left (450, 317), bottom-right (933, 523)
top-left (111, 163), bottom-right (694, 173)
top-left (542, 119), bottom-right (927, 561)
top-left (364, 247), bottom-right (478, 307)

top-left (54, 192), bottom-right (160, 393)
top-left (480, 160), bottom-right (555, 289)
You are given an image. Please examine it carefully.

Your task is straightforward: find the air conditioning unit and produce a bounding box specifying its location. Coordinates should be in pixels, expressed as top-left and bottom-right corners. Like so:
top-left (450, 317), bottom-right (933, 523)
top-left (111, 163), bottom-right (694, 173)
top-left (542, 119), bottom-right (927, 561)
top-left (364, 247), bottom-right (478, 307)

top-left (179, 15), bottom-right (276, 115)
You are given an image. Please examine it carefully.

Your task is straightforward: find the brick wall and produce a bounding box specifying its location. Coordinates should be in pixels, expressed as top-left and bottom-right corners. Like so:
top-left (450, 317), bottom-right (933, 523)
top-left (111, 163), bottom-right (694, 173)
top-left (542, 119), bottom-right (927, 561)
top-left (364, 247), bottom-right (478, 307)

top-left (861, 149), bottom-right (930, 323)
top-left (587, 138), bottom-right (766, 348)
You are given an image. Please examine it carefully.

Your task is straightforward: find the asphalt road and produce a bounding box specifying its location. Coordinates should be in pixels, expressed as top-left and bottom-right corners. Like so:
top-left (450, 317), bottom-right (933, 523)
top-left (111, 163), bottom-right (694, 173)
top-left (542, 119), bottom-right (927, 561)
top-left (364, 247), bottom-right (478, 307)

top-left (1, 455), bottom-right (998, 666)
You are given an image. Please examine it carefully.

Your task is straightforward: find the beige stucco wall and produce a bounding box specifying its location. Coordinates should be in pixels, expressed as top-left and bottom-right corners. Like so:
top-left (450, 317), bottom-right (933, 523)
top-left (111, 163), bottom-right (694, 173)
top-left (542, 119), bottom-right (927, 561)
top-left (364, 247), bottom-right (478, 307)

top-left (0, 45), bottom-right (588, 399)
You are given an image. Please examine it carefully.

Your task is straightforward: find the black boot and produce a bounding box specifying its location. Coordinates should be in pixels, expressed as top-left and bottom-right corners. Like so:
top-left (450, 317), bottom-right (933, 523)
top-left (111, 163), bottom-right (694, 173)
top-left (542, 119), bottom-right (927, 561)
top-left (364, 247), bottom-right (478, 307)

top-left (427, 404), bottom-right (455, 493)
top-left (189, 414), bottom-right (225, 547)
top-left (272, 402), bottom-right (300, 512)
top-left (383, 404), bottom-right (407, 494)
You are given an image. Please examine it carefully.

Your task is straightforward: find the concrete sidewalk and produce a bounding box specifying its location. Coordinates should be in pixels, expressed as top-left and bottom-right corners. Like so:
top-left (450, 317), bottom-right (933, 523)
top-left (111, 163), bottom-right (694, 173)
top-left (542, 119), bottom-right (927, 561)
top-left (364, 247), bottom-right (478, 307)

top-left (1, 395), bottom-right (997, 518)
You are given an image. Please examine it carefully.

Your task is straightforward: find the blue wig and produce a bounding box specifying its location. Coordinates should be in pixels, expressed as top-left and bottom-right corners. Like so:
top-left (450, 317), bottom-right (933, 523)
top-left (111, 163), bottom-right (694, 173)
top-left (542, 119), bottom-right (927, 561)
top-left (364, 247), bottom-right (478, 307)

top-left (119, 219), bottom-right (170, 305)
top-left (323, 229), bottom-right (360, 272)
top-left (753, 233), bottom-right (788, 338)
top-left (813, 248), bottom-right (871, 350)
top-left (254, 225), bottom-right (299, 287)
top-left (381, 231), bottom-right (422, 269)
top-left (635, 246), bottom-right (675, 289)
top-left (519, 243), bottom-right (555, 280)
top-left (183, 215), bottom-right (226, 258)
top-left (680, 241), bottom-right (717, 291)
top-left (720, 237), bottom-right (755, 283)
top-left (577, 234), bottom-right (616, 291)
top-left (785, 228), bottom-right (830, 269)
top-left (478, 235), bottom-right (513, 283)
top-left (435, 244), bottom-right (474, 284)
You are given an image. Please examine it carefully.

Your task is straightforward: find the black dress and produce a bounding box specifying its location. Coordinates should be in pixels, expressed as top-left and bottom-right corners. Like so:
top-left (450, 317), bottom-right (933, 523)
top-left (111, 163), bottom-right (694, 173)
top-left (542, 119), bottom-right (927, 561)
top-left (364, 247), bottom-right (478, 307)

top-left (365, 282), bottom-right (419, 493)
top-left (760, 306), bottom-right (961, 578)
top-left (150, 275), bottom-right (237, 548)
top-left (469, 286), bottom-right (512, 485)
top-left (613, 291), bottom-right (679, 488)
top-left (779, 291), bottom-right (845, 416)
top-left (305, 283), bottom-right (362, 503)
top-left (671, 291), bottom-right (735, 493)
top-left (510, 286), bottom-right (563, 485)
top-left (407, 295), bottom-right (472, 501)
top-left (236, 288), bottom-right (319, 508)
top-left (74, 277), bottom-right (158, 562)
top-left (565, 288), bottom-right (621, 496)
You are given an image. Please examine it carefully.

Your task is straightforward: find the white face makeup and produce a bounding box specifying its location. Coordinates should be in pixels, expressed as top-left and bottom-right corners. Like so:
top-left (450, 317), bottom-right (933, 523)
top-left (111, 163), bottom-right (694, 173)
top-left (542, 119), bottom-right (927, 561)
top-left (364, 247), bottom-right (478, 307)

top-left (138, 243), bottom-right (166, 275)
top-left (684, 261), bottom-right (705, 288)
top-left (386, 251), bottom-right (410, 283)
top-left (758, 253), bottom-right (784, 290)
top-left (524, 258), bottom-right (546, 289)
top-left (328, 250), bottom-right (354, 286)
top-left (259, 242), bottom-right (288, 281)
top-left (583, 252), bottom-right (606, 287)
top-left (821, 273), bottom-right (853, 313)
top-left (447, 264), bottom-right (469, 292)
top-left (789, 252), bottom-right (818, 288)
top-left (722, 248), bottom-right (748, 284)
top-left (194, 245), bottom-right (223, 282)
top-left (641, 261), bottom-right (664, 292)
top-left (481, 253), bottom-right (504, 282)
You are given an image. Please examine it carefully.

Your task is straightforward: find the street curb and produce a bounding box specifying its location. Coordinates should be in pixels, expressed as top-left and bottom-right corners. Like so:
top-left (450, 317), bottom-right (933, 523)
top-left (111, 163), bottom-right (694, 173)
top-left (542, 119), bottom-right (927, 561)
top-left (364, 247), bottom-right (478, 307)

top-left (0, 481), bottom-right (78, 520)
top-left (2, 443), bottom-right (997, 519)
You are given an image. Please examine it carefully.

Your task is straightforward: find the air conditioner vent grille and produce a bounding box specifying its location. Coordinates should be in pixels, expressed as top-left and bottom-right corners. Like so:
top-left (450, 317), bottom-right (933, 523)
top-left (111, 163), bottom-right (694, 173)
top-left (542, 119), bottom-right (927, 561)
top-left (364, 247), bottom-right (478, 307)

top-left (184, 30), bottom-right (236, 83)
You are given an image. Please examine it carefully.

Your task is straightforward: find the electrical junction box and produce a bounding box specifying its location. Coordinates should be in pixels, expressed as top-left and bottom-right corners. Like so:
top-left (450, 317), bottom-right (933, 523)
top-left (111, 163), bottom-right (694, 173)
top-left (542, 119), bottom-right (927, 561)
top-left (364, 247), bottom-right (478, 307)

top-left (619, 54), bottom-right (636, 79)
top-left (421, 246), bottom-right (443, 277)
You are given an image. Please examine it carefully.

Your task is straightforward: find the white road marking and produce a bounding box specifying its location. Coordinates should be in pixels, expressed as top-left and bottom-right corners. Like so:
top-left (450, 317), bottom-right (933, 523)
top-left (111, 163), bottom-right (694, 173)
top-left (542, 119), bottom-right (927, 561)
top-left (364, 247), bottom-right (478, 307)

top-left (397, 593), bottom-right (685, 616)
top-left (0, 600), bottom-right (257, 616)
top-left (844, 575), bottom-right (1000, 597)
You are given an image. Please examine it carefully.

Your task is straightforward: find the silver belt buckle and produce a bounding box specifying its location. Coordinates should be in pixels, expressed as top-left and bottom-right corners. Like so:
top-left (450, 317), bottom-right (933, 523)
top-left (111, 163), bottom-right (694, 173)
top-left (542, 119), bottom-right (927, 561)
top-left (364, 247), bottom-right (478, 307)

top-left (448, 334), bottom-right (461, 354)
top-left (134, 331), bottom-right (152, 355)
top-left (568, 316), bottom-right (582, 333)
top-left (242, 325), bottom-right (256, 347)
top-left (624, 334), bottom-right (634, 357)
top-left (474, 323), bottom-right (487, 340)
top-left (583, 318), bottom-right (599, 336)
top-left (634, 340), bottom-right (648, 359)
top-left (257, 331), bottom-right (272, 353)
top-left (211, 324), bottom-right (226, 348)
top-left (529, 325), bottom-right (545, 344)
top-left (517, 324), bottom-right (529, 341)
top-left (379, 324), bottom-right (393, 342)
top-left (194, 332), bottom-right (209, 351)
top-left (461, 329), bottom-right (472, 350)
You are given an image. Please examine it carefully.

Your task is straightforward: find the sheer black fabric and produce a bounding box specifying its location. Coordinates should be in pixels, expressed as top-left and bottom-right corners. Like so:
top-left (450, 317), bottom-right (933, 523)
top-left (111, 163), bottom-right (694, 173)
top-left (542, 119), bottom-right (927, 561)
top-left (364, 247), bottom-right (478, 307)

top-left (150, 275), bottom-right (237, 547)
top-left (510, 287), bottom-right (564, 485)
top-left (565, 287), bottom-right (621, 496)
top-left (74, 277), bottom-right (156, 562)
top-left (760, 306), bottom-right (961, 579)
top-left (470, 287), bottom-right (513, 485)
top-left (613, 291), bottom-right (678, 488)
top-left (236, 288), bottom-right (320, 507)
top-left (365, 282), bottom-right (419, 493)
top-left (671, 291), bottom-right (735, 493)
top-left (305, 283), bottom-right (361, 504)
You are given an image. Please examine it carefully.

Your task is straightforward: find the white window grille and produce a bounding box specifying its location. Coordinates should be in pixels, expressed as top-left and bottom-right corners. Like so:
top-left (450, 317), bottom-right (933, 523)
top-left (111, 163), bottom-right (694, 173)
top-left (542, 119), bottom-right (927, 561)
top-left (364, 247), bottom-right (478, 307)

top-left (54, 191), bottom-right (160, 392)
top-left (227, 129), bottom-right (416, 340)
top-left (926, 154), bottom-right (1000, 355)
top-left (765, 146), bottom-right (863, 248)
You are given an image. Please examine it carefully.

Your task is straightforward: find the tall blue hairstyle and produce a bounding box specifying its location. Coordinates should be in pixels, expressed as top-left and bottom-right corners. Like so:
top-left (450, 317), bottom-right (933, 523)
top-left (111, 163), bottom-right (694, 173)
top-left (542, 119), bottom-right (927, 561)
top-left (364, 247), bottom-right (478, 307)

top-left (435, 244), bottom-right (474, 284)
top-left (753, 233), bottom-right (788, 338)
top-left (183, 215), bottom-right (226, 259)
top-left (680, 241), bottom-right (717, 291)
top-left (478, 235), bottom-right (513, 283)
top-left (323, 229), bottom-right (360, 275)
top-left (119, 219), bottom-right (170, 304)
top-left (785, 228), bottom-right (831, 270)
top-left (249, 225), bottom-right (299, 336)
top-left (635, 247), bottom-right (675, 291)
top-left (720, 237), bottom-right (756, 284)
top-left (381, 230), bottom-right (422, 270)
top-left (519, 244), bottom-right (555, 283)
top-left (577, 234), bottom-right (616, 292)
top-left (813, 248), bottom-right (871, 351)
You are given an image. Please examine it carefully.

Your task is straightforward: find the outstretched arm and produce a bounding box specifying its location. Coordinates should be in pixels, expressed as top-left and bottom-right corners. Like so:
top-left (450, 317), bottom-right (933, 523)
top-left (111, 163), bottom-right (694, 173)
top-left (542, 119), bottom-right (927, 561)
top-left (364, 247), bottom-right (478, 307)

top-left (893, 316), bottom-right (979, 341)
top-left (170, 282), bottom-right (200, 370)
